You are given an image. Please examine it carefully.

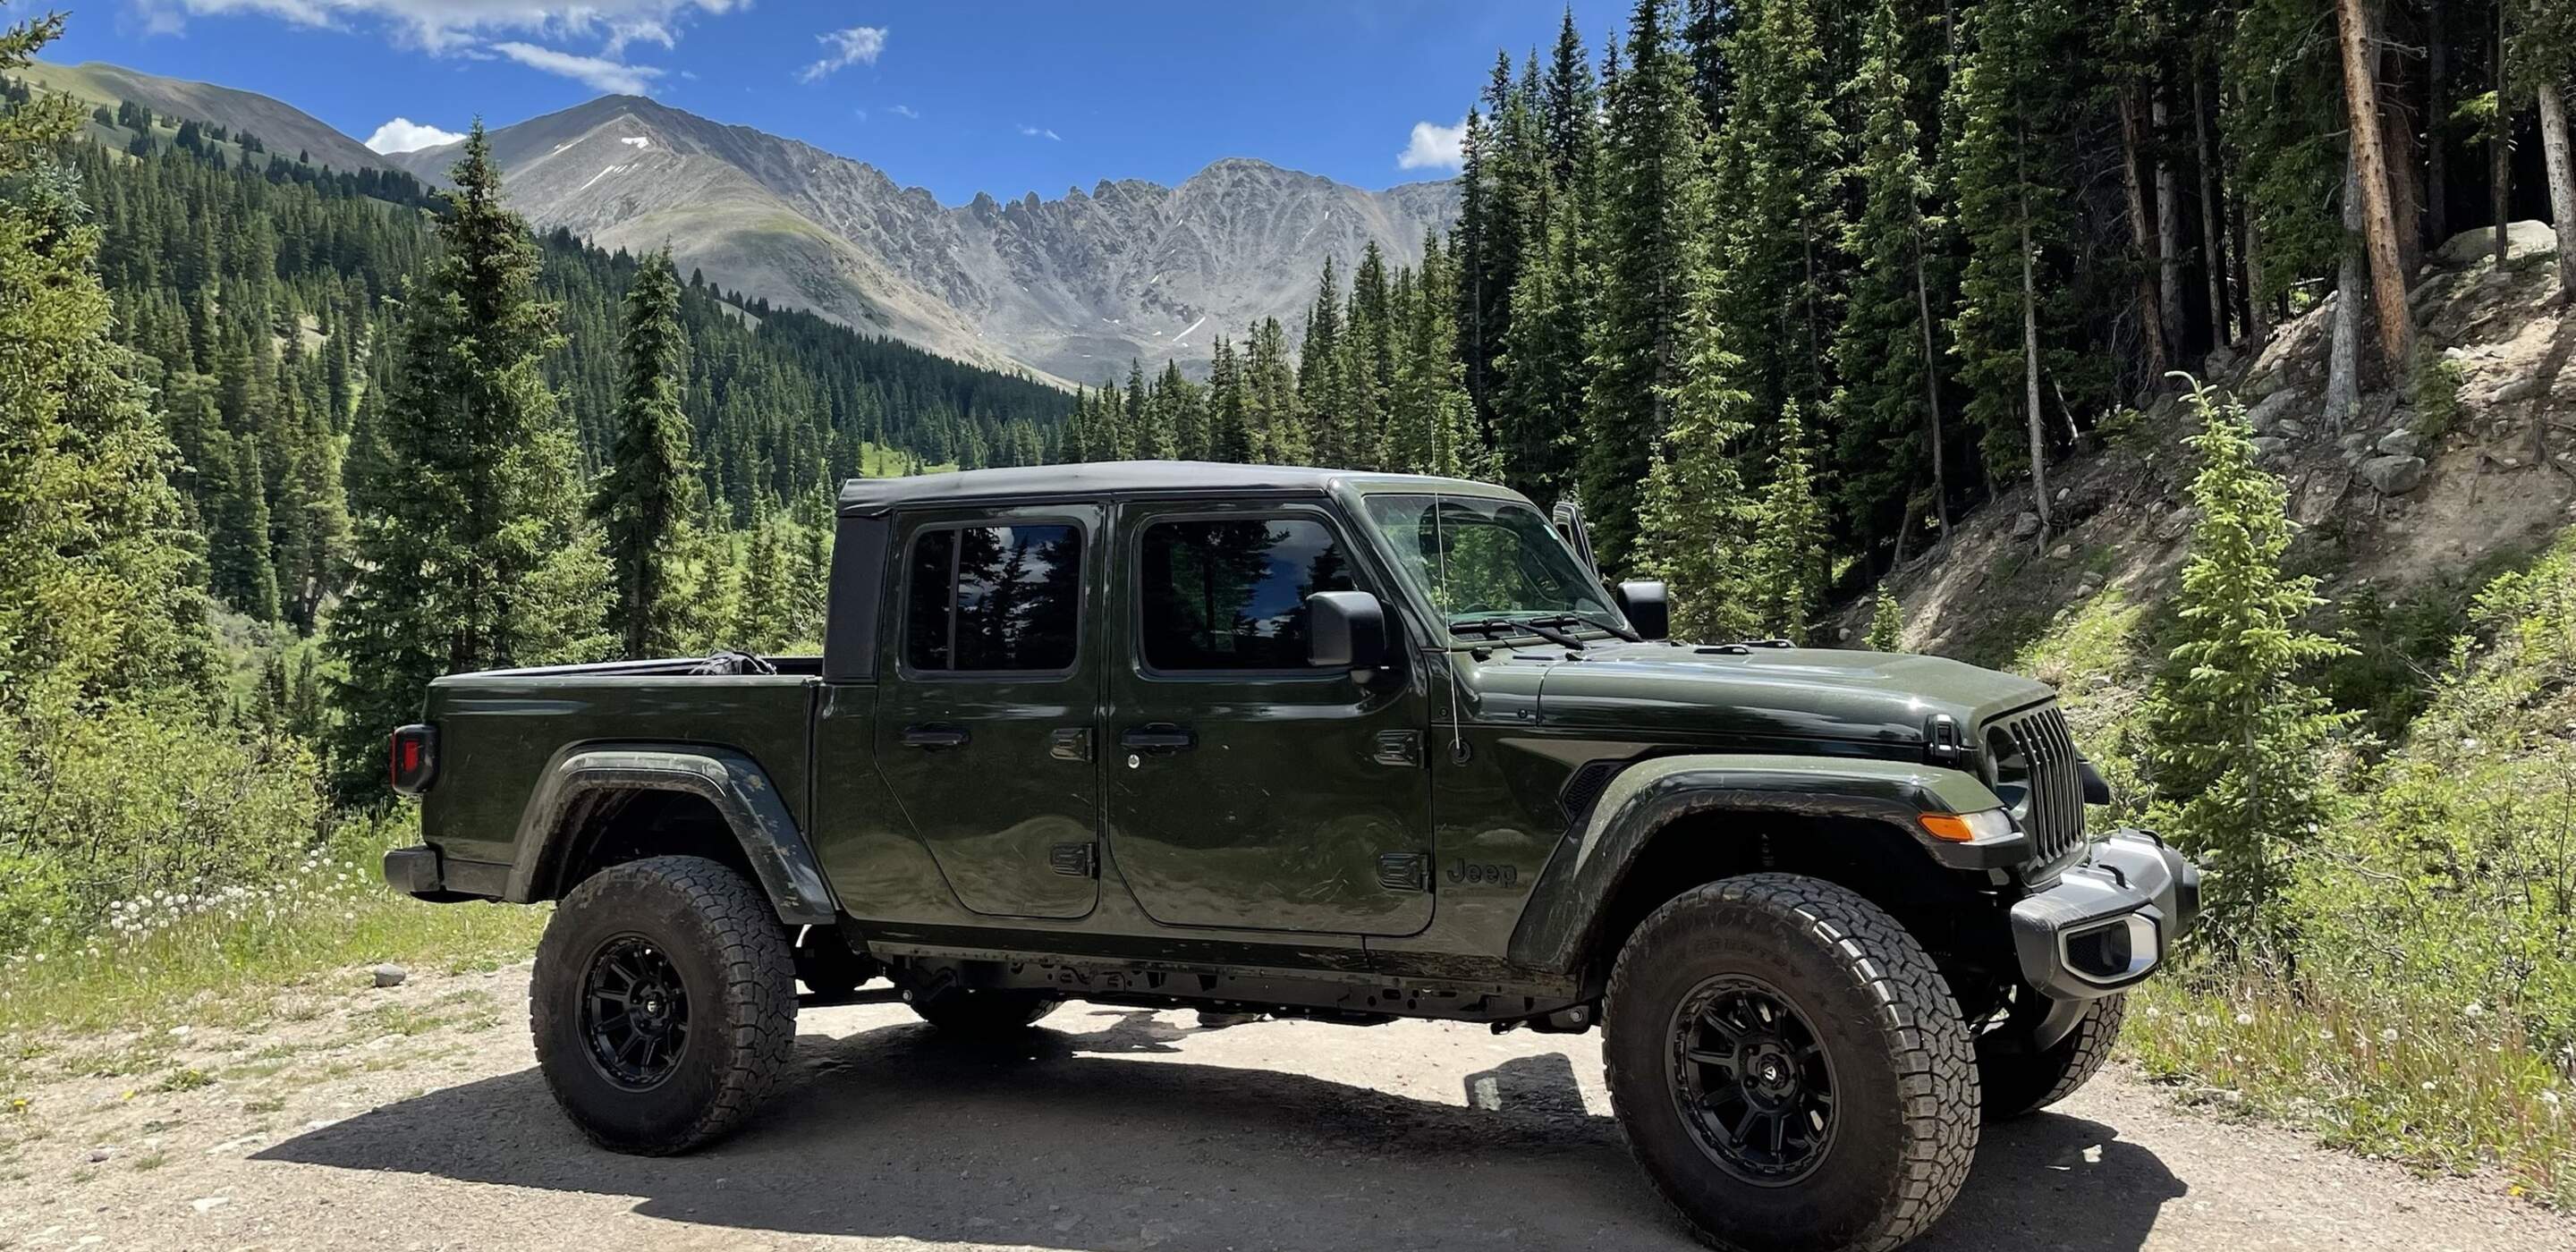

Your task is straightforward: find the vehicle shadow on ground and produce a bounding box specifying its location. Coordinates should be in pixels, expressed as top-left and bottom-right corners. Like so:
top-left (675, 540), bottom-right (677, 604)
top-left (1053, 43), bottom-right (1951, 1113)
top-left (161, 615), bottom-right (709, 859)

top-left (258, 1012), bottom-right (2184, 1250)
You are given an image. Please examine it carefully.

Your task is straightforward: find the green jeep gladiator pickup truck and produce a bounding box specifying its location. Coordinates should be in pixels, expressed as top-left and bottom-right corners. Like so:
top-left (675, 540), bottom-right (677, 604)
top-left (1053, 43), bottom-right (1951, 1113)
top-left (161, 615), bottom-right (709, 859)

top-left (383, 461), bottom-right (2195, 1252)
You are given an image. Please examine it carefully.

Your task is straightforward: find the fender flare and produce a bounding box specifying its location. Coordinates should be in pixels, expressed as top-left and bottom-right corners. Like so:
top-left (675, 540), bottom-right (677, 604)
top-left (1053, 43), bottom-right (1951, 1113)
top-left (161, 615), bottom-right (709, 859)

top-left (502, 743), bottom-right (838, 926)
top-left (1504, 754), bottom-right (2014, 975)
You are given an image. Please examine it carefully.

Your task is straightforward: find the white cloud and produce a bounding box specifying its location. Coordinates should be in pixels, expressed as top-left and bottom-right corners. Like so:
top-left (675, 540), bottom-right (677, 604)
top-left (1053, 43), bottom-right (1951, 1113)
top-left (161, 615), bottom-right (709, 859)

top-left (1018, 123), bottom-right (1060, 141)
top-left (1396, 117), bottom-right (1466, 172)
top-left (130, 0), bottom-right (746, 55)
top-left (493, 41), bottom-right (662, 95)
top-left (888, 104), bottom-right (919, 119)
top-left (363, 116), bottom-right (464, 153)
top-left (798, 25), bottom-right (886, 83)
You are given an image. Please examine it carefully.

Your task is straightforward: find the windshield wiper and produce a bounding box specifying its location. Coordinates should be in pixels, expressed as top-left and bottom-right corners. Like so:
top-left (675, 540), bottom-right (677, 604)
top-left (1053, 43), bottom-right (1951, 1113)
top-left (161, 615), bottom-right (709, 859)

top-left (1452, 615), bottom-right (1589, 649)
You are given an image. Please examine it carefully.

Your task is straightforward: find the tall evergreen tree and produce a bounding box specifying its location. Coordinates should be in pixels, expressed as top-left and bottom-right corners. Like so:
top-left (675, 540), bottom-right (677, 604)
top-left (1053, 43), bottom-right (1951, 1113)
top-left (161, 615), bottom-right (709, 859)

top-left (326, 124), bottom-right (607, 794)
top-left (1748, 401), bottom-right (1828, 644)
top-left (1636, 198), bottom-right (1756, 644)
top-left (1715, 0), bottom-right (1847, 425)
top-left (2142, 380), bottom-right (2349, 948)
top-left (591, 249), bottom-right (701, 658)
top-left (1580, 0), bottom-right (1713, 572)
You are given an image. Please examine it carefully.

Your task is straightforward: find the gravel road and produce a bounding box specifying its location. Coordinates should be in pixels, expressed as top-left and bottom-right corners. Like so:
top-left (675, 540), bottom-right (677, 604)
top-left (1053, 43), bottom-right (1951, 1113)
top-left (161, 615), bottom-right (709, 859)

top-left (4, 960), bottom-right (2568, 1252)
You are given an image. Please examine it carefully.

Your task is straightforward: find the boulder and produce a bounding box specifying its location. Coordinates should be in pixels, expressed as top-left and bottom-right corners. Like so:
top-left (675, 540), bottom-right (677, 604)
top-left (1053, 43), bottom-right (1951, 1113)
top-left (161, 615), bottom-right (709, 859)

top-left (2436, 220), bottom-right (2556, 266)
top-left (2273, 418), bottom-right (2309, 440)
top-left (2491, 377), bottom-right (2546, 405)
top-left (2245, 388), bottom-right (2302, 433)
top-left (2337, 432), bottom-right (2374, 457)
top-left (2360, 454), bottom-right (2428, 495)
top-left (2011, 511), bottom-right (2042, 541)
top-left (2250, 436), bottom-right (2290, 459)
top-left (371, 963), bottom-right (408, 989)
top-left (2375, 429), bottom-right (2426, 458)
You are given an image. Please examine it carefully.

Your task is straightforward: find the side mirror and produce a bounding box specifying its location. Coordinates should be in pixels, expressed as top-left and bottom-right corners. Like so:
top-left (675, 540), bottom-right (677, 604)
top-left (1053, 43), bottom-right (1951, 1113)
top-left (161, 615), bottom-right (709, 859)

top-left (1308, 590), bottom-right (1388, 677)
top-left (1616, 580), bottom-right (1670, 641)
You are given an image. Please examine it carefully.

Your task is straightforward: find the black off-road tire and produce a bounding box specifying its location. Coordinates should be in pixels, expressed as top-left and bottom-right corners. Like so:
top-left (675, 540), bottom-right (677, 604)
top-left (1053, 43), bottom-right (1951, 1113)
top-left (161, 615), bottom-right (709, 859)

top-left (1602, 874), bottom-right (1980, 1252)
top-left (1977, 994), bottom-right (2125, 1122)
top-left (906, 988), bottom-right (1061, 1035)
top-left (530, 856), bottom-right (798, 1155)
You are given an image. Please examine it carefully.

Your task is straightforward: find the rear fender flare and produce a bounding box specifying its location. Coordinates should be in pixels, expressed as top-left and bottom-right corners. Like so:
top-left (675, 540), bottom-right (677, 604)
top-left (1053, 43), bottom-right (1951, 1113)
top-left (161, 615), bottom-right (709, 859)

top-left (1504, 754), bottom-right (2012, 975)
top-left (503, 744), bottom-right (837, 926)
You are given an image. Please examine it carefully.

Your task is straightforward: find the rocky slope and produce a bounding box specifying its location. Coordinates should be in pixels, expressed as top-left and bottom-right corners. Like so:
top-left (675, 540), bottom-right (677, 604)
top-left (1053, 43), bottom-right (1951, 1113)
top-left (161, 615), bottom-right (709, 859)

top-left (16, 60), bottom-right (390, 176)
top-left (386, 95), bottom-right (1459, 385)
top-left (1851, 223), bottom-right (2575, 663)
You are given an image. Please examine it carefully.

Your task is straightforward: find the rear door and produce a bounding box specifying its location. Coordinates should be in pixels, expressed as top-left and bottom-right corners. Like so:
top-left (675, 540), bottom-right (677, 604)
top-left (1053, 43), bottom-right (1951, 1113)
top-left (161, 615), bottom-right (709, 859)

top-left (874, 503), bottom-right (1103, 919)
top-left (1102, 500), bottom-right (1434, 935)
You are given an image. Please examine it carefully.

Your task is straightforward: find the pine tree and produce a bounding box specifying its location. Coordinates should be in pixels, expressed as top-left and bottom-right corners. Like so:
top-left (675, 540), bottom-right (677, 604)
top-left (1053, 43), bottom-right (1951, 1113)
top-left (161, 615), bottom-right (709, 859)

top-left (1833, 0), bottom-right (1953, 560)
top-left (1344, 242), bottom-right (1396, 468)
top-left (0, 10), bottom-right (217, 705)
top-left (732, 500), bottom-right (790, 653)
top-left (1636, 201), bottom-right (1756, 645)
top-left (1581, 0), bottom-right (1713, 572)
top-left (591, 248), bottom-right (700, 659)
top-left (1945, 0), bottom-right (2083, 537)
top-left (1747, 401), bottom-right (1828, 644)
top-left (2142, 379), bottom-right (2350, 950)
top-left (1866, 586), bottom-right (1904, 650)
top-left (1714, 0), bottom-right (1845, 425)
top-left (2507, 0), bottom-right (2576, 297)
top-left (1299, 260), bottom-right (1353, 466)
top-left (1205, 335), bottom-right (1252, 462)
top-left (326, 123), bottom-right (606, 795)
top-left (1245, 317), bottom-right (1304, 463)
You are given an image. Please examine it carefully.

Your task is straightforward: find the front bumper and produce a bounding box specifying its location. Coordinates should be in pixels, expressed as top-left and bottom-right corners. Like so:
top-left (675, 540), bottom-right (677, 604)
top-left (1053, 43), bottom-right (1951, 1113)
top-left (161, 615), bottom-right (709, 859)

top-left (2008, 829), bottom-right (2199, 1000)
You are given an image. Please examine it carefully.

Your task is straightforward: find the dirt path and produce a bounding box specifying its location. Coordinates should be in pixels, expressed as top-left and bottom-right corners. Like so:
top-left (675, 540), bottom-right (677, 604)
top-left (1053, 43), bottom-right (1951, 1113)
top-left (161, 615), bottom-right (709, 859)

top-left (4, 960), bottom-right (2568, 1252)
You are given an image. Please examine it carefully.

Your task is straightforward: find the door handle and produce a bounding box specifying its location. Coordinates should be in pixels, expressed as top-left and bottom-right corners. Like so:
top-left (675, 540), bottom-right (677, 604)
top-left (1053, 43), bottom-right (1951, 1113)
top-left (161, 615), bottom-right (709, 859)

top-left (901, 723), bottom-right (970, 750)
top-left (1118, 724), bottom-right (1195, 755)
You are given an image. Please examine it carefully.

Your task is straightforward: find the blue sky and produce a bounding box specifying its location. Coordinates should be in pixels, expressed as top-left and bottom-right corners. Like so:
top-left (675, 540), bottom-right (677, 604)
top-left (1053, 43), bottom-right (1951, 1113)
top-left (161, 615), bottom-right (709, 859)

top-left (48, 2), bottom-right (1631, 203)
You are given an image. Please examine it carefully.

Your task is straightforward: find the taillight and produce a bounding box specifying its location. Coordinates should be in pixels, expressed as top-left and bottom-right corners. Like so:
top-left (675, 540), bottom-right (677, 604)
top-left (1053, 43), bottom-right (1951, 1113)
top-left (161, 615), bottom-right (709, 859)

top-left (389, 723), bottom-right (438, 795)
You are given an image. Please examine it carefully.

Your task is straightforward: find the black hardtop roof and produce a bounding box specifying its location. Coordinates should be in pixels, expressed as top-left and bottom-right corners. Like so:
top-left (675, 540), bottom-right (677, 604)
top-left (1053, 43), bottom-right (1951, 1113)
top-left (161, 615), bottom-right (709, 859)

top-left (834, 460), bottom-right (1516, 516)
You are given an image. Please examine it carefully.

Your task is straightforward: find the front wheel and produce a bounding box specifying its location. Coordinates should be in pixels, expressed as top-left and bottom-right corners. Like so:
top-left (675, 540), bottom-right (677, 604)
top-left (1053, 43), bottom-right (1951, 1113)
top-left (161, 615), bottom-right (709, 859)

top-left (1978, 993), bottom-right (2125, 1121)
top-left (530, 856), bottom-right (799, 1155)
top-left (1602, 874), bottom-right (1979, 1252)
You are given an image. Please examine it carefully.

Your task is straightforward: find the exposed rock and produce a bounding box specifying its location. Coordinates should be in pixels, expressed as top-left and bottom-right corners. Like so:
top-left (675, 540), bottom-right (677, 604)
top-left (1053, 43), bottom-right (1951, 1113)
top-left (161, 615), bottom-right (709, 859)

top-left (2048, 544), bottom-right (2074, 560)
top-left (2273, 418), bottom-right (2309, 440)
top-left (2157, 505), bottom-right (2199, 541)
top-left (87, 1146), bottom-right (114, 1163)
top-left (2245, 388), bottom-right (2302, 433)
top-left (2011, 512), bottom-right (2042, 541)
top-left (2250, 436), bottom-right (2289, 459)
top-left (370, 963), bottom-right (408, 989)
top-left (2491, 377), bottom-right (2546, 405)
top-left (2204, 344), bottom-right (2239, 376)
top-left (2436, 220), bottom-right (2557, 266)
top-left (2360, 454), bottom-right (2428, 495)
top-left (2375, 429), bottom-right (2426, 458)
top-left (2338, 432), bottom-right (2374, 457)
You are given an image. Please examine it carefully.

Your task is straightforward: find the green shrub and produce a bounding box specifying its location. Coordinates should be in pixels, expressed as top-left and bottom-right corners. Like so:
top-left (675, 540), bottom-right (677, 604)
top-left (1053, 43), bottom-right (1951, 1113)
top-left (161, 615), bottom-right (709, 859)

top-left (0, 682), bottom-right (326, 953)
top-left (2409, 352), bottom-right (2466, 442)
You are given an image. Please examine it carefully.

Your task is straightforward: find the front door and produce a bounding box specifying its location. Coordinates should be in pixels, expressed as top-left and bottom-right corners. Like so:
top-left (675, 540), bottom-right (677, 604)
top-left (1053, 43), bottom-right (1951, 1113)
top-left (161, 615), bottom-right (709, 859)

top-left (875, 504), bottom-right (1102, 919)
top-left (1104, 501), bottom-right (1433, 935)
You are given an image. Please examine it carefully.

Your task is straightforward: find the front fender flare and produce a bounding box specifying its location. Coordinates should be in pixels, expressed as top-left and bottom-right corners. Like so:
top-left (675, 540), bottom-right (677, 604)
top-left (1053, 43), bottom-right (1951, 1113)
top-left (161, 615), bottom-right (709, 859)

top-left (502, 744), bottom-right (838, 926)
top-left (1504, 754), bottom-right (2013, 976)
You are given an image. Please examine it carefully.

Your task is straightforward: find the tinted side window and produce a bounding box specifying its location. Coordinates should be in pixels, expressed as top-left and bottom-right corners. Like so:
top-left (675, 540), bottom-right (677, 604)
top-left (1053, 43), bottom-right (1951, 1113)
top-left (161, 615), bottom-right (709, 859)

top-left (1140, 518), bottom-right (1354, 671)
top-left (905, 524), bottom-right (1082, 673)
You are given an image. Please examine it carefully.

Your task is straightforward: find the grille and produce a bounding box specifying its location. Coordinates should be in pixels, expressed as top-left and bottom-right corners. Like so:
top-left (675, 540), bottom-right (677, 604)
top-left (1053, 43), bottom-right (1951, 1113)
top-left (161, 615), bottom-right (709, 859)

top-left (1987, 703), bottom-right (2086, 866)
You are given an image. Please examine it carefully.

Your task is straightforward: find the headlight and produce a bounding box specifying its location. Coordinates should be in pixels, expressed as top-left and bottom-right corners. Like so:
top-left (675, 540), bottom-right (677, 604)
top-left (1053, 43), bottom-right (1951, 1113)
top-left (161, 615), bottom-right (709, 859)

top-left (1918, 808), bottom-right (2016, 843)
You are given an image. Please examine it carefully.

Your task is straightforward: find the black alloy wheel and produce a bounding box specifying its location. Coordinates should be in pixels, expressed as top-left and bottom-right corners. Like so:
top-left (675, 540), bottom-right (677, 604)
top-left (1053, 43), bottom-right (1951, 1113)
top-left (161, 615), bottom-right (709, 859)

top-left (1671, 975), bottom-right (1839, 1184)
top-left (582, 935), bottom-right (692, 1088)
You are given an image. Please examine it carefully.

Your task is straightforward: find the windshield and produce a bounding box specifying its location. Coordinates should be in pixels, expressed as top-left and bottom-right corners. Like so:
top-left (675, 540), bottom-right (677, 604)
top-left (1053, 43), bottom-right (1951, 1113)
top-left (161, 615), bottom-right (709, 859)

top-left (1359, 493), bottom-right (1629, 638)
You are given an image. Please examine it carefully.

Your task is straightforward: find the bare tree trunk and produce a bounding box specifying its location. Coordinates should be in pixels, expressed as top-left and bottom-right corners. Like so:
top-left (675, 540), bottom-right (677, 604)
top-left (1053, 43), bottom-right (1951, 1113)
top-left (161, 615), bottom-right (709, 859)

top-left (2540, 83), bottom-right (2576, 298)
top-left (2243, 196), bottom-right (2272, 349)
top-left (2326, 157), bottom-right (2367, 432)
top-left (2336, 0), bottom-right (2417, 369)
top-left (2196, 64), bottom-right (2230, 349)
top-left (2120, 87), bottom-right (2172, 380)
top-left (2157, 87), bottom-right (2188, 353)
top-left (2495, 4), bottom-right (2513, 266)
top-left (2021, 188), bottom-right (2053, 537)
top-left (1911, 242), bottom-right (1950, 548)
top-left (2427, 0), bottom-right (2450, 248)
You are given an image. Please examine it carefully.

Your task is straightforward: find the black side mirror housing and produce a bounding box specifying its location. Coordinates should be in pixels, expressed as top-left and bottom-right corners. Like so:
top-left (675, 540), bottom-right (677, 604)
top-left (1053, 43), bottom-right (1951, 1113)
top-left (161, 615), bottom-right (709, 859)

top-left (1615, 581), bottom-right (1670, 641)
top-left (1308, 591), bottom-right (1389, 677)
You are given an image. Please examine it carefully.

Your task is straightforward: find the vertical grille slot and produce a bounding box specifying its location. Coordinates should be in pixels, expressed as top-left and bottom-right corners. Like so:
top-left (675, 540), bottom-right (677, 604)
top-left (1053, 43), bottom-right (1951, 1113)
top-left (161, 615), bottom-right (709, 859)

top-left (1991, 704), bottom-right (2085, 865)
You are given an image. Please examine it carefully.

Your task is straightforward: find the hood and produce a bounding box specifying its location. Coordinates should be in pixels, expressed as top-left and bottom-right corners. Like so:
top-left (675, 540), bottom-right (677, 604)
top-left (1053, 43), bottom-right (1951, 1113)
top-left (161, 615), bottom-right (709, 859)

top-left (1521, 641), bottom-right (2053, 749)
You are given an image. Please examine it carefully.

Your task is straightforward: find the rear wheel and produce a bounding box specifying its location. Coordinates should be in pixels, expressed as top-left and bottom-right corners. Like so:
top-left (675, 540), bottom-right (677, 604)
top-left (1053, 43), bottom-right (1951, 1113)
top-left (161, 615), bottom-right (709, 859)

top-left (530, 856), bottom-right (798, 1155)
top-left (1602, 874), bottom-right (1979, 1252)
top-left (1977, 994), bottom-right (2125, 1121)
top-left (906, 987), bottom-right (1061, 1036)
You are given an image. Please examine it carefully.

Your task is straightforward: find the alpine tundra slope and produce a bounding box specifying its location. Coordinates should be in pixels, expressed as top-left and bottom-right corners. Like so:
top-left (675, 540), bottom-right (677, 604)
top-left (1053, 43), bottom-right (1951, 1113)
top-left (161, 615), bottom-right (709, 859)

top-left (383, 461), bottom-right (2198, 1252)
